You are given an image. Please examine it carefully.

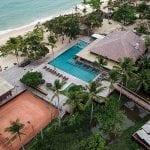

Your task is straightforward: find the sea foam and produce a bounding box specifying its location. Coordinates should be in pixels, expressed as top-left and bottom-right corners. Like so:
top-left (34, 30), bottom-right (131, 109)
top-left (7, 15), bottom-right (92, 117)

top-left (0, 1), bottom-right (84, 36)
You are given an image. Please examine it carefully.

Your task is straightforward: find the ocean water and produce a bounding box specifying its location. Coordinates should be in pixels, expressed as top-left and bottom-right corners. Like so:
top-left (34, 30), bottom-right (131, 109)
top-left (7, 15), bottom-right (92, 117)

top-left (0, 0), bottom-right (82, 33)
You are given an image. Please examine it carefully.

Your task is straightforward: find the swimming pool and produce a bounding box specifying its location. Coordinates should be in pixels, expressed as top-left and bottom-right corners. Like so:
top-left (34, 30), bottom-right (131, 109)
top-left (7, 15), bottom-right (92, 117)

top-left (48, 40), bottom-right (99, 82)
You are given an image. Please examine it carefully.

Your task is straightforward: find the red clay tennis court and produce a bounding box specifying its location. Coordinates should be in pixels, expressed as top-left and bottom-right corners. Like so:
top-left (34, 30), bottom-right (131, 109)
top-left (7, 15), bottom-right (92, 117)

top-left (0, 91), bottom-right (58, 150)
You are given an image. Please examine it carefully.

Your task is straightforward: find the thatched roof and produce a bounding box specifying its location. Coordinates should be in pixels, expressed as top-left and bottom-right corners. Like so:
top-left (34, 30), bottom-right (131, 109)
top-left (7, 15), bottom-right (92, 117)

top-left (89, 31), bottom-right (146, 62)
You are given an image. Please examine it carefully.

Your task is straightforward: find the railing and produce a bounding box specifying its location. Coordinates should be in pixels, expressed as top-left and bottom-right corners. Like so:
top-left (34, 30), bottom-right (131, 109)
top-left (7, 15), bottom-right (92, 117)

top-left (117, 83), bottom-right (150, 104)
top-left (114, 83), bottom-right (150, 112)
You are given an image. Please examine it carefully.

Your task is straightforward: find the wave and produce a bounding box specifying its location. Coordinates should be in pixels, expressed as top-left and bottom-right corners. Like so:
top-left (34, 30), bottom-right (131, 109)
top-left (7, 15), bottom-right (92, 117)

top-left (0, 4), bottom-right (86, 36)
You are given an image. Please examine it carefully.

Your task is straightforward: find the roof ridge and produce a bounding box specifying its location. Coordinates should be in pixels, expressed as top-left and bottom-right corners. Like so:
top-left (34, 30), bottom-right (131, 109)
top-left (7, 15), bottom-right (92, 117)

top-left (120, 31), bottom-right (131, 58)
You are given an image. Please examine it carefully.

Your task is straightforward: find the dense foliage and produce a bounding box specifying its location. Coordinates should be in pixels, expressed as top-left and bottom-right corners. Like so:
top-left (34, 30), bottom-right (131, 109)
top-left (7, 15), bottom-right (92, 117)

top-left (110, 56), bottom-right (150, 96)
top-left (95, 96), bottom-right (124, 135)
top-left (20, 71), bottom-right (43, 87)
top-left (85, 0), bottom-right (102, 11)
top-left (84, 11), bottom-right (103, 35)
top-left (0, 26), bottom-right (49, 61)
top-left (79, 133), bottom-right (105, 150)
top-left (44, 11), bottom-right (103, 37)
top-left (26, 86), bottom-right (124, 150)
top-left (44, 14), bottom-right (80, 40)
top-left (134, 23), bottom-right (150, 35)
top-left (113, 4), bottom-right (136, 25)
top-left (136, 2), bottom-right (150, 19)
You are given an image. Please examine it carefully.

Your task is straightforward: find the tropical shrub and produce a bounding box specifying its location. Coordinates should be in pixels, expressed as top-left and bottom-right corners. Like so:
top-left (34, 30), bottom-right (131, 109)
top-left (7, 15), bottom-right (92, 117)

top-left (20, 71), bottom-right (43, 87)
top-left (95, 96), bottom-right (125, 135)
top-left (113, 4), bottom-right (136, 25)
top-left (79, 133), bottom-right (105, 150)
top-left (84, 11), bottom-right (103, 34)
top-left (134, 23), bottom-right (149, 34)
top-left (136, 2), bottom-right (149, 13)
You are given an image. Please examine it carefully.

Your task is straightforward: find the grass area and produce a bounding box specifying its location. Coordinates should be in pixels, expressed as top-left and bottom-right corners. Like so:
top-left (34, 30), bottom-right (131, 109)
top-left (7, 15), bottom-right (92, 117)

top-left (108, 116), bottom-right (150, 150)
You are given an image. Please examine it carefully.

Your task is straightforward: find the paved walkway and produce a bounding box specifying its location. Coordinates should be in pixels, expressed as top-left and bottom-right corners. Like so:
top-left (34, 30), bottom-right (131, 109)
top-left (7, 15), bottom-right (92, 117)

top-left (0, 37), bottom-right (110, 109)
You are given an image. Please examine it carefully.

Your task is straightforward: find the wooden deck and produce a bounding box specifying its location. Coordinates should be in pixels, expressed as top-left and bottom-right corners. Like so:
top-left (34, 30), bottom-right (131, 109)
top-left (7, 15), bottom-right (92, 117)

top-left (114, 83), bottom-right (150, 112)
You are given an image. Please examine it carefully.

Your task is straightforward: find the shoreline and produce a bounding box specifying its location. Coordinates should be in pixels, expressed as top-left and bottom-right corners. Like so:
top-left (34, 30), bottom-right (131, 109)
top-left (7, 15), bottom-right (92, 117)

top-left (0, 0), bottom-right (114, 72)
top-left (0, 4), bottom-right (91, 45)
top-left (0, 3), bottom-right (93, 72)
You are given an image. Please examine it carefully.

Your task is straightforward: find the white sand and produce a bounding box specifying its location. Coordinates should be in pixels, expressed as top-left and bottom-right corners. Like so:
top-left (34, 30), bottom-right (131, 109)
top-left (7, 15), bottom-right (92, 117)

top-left (0, 25), bottom-right (35, 45)
top-left (94, 19), bottom-right (122, 34)
top-left (0, 3), bottom-right (92, 45)
top-left (0, 55), bottom-right (25, 71)
top-left (0, 2), bottom-right (110, 72)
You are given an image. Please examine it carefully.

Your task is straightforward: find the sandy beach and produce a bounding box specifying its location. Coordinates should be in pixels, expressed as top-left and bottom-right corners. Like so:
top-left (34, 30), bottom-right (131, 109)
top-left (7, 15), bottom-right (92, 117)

top-left (0, 4), bottom-right (92, 45)
top-left (0, 25), bottom-right (35, 45)
top-left (0, 1), bottom-right (118, 72)
top-left (0, 4), bottom-right (92, 71)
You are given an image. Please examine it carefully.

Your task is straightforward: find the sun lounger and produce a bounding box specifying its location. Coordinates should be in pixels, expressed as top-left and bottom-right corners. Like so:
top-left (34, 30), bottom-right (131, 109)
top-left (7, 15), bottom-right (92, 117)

top-left (48, 68), bottom-right (51, 72)
top-left (59, 74), bottom-right (62, 77)
top-left (43, 66), bottom-right (47, 69)
top-left (46, 67), bottom-right (49, 71)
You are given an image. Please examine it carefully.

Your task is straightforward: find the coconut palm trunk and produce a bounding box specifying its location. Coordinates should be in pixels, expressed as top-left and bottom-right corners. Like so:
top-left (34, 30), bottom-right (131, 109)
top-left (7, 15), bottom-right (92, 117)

top-left (57, 95), bottom-right (61, 127)
top-left (17, 131), bottom-right (25, 150)
top-left (51, 48), bottom-right (56, 70)
top-left (5, 119), bottom-right (25, 150)
top-left (40, 128), bottom-right (43, 140)
top-left (90, 102), bottom-right (94, 125)
top-left (50, 79), bottom-right (65, 128)
top-left (15, 50), bottom-right (19, 65)
top-left (118, 82), bottom-right (123, 102)
top-left (85, 81), bottom-right (105, 125)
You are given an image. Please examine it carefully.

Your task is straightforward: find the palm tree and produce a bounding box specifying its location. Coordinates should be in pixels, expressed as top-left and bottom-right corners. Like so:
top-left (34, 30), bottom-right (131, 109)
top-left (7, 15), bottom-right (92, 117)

top-left (6, 36), bottom-right (23, 64)
top-left (24, 26), bottom-right (49, 60)
top-left (65, 15), bottom-right (80, 42)
top-left (87, 0), bottom-right (102, 12)
top-left (85, 81), bottom-right (105, 125)
top-left (138, 55), bottom-right (150, 70)
top-left (82, 0), bottom-right (87, 4)
top-left (50, 79), bottom-right (66, 127)
top-left (94, 56), bottom-right (108, 70)
top-left (107, 0), bottom-right (113, 22)
top-left (82, 0), bottom-right (88, 15)
top-left (113, 57), bottom-right (137, 101)
top-left (94, 56), bottom-right (108, 81)
top-left (48, 32), bottom-right (57, 68)
top-left (108, 69), bottom-right (120, 93)
top-left (114, 57), bottom-right (137, 86)
top-left (145, 35), bottom-right (150, 52)
top-left (66, 91), bottom-right (84, 113)
top-left (135, 69), bottom-right (149, 93)
top-left (5, 118), bottom-right (25, 150)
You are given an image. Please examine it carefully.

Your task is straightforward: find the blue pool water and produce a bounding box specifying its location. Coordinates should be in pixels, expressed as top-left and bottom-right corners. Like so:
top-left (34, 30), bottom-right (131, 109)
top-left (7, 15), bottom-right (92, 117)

top-left (48, 41), bottom-right (99, 82)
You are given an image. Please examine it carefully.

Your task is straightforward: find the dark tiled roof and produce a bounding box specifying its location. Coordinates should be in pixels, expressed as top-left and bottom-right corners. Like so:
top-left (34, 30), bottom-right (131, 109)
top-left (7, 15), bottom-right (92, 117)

top-left (90, 31), bottom-right (146, 62)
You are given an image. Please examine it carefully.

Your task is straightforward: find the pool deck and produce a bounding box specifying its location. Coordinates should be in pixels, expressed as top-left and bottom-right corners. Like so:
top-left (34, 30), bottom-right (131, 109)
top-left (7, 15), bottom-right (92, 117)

top-left (0, 37), bottom-right (110, 112)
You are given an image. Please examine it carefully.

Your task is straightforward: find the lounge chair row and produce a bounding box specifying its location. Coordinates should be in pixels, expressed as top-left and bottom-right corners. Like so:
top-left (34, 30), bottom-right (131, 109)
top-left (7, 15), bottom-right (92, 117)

top-left (43, 66), bottom-right (69, 81)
